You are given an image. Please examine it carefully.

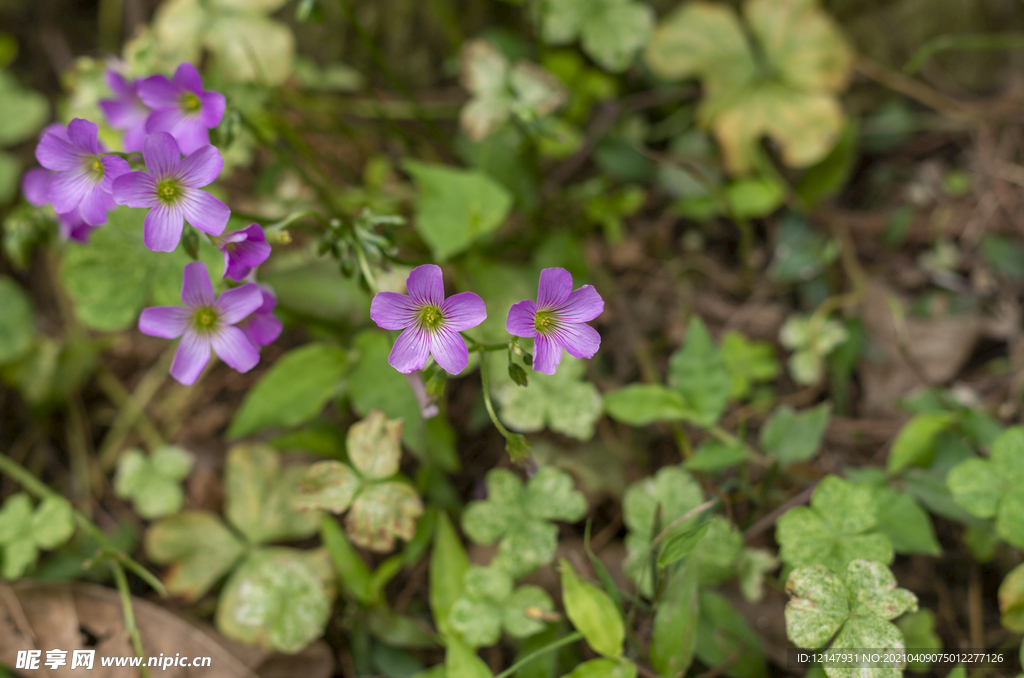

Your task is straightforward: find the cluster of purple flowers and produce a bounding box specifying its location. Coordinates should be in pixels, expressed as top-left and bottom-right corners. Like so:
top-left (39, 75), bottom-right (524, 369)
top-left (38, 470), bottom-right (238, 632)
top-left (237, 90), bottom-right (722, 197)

top-left (370, 265), bottom-right (603, 376)
top-left (21, 62), bottom-right (278, 385)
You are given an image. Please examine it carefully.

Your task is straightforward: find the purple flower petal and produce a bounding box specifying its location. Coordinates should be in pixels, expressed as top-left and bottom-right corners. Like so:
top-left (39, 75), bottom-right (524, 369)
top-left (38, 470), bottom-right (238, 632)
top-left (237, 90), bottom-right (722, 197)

top-left (406, 264), bottom-right (445, 306)
top-left (200, 91), bottom-right (226, 129)
top-left (440, 292), bottom-right (486, 331)
top-left (177, 145), bottom-right (223, 187)
top-left (170, 331), bottom-right (210, 385)
top-left (552, 322), bottom-right (600, 359)
top-left (429, 327), bottom-right (470, 375)
top-left (172, 117), bottom-right (211, 155)
top-left (143, 132), bottom-right (181, 178)
top-left (243, 311), bottom-right (283, 350)
top-left (21, 168), bottom-right (51, 206)
top-left (105, 70), bottom-right (133, 97)
top-left (181, 189), bottom-right (229, 236)
top-left (139, 306), bottom-right (190, 338)
top-left (100, 96), bottom-right (141, 127)
top-left (78, 185), bottom-right (110, 226)
top-left (214, 283), bottom-right (262, 324)
top-left (57, 209), bottom-right (97, 243)
top-left (173, 62), bottom-right (204, 92)
top-left (143, 204), bottom-right (185, 252)
top-left (537, 267), bottom-right (573, 309)
top-left (370, 292), bottom-right (419, 330)
top-left (67, 119), bottom-right (101, 155)
top-left (181, 261), bottom-right (215, 308)
top-left (36, 132), bottom-right (81, 171)
top-left (388, 326), bottom-right (430, 373)
top-left (532, 334), bottom-right (563, 375)
top-left (49, 169), bottom-right (92, 214)
top-left (556, 284), bottom-right (604, 323)
top-left (99, 154), bottom-right (130, 192)
top-left (505, 299), bottom-right (538, 337)
top-left (122, 124), bottom-right (147, 153)
top-left (220, 224), bottom-right (270, 281)
top-left (138, 74), bottom-right (179, 110)
top-left (211, 325), bottom-right (260, 373)
top-left (145, 107), bottom-right (183, 135)
top-left (113, 171), bottom-right (158, 208)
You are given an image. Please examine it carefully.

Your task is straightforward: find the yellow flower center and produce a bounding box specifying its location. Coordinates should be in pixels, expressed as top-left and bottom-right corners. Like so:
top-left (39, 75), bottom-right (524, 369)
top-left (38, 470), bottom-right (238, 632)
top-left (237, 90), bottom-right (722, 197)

top-left (194, 308), bottom-right (217, 330)
top-left (418, 305), bottom-right (443, 330)
top-left (157, 180), bottom-right (180, 204)
top-left (181, 93), bottom-right (201, 111)
top-left (534, 311), bottom-right (555, 333)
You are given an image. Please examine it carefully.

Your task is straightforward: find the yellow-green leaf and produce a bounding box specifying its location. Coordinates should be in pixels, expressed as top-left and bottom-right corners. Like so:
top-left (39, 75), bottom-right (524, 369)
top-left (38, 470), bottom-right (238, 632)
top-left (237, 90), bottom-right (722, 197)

top-left (560, 559), bottom-right (624, 658)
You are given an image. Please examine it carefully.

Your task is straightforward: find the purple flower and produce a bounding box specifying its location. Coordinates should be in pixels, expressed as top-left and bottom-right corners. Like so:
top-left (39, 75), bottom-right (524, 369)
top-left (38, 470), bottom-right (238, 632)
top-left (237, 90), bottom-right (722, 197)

top-left (21, 167), bottom-right (51, 207)
top-left (506, 268), bottom-right (603, 375)
top-left (99, 70), bottom-right (151, 153)
top-left (138, 63), bottom-right (226, 155)
top-left (370, 264), bottom-right (486, 375)
top-left (57, 208), bottom-right (100, 243)
top-left (34, 119), bottom-right (129, 226)
top-left (238, 286), bottom-right (283, 352)
top-left (112, 132), bottom-right (230, 253)
top-left (139, 262), bottom-right (262, 385)
top-left (215, 223), bottom-right (271, 282)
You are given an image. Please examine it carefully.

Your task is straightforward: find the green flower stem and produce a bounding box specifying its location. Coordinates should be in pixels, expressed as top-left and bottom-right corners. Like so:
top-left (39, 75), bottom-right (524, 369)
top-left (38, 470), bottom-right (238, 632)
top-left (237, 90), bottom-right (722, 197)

top-left (493, 632), bottom-right (584, 678)
top-left (650, 498), bottom-right (719, 548)
top-left (0, 453), bottom-right (167, 597)
top-left (263, 210), bottom-right (332, 234)
top-left (110, 560), bottom-right (150, 678)
top-left (464, 336), bottom-right (509, 352)
top-left (478, 346), bottom-right (516, 441)
top-left (905, 32), bottom-right (1024, 75)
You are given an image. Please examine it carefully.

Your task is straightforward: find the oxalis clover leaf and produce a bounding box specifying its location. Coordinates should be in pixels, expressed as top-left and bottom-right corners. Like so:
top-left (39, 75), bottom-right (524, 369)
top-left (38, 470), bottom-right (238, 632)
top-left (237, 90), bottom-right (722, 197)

top-left (114, 445), bottom-right (195, 519)
top-left (461, 467), bottom-right (587, 578)
top-left (144, 444), bottom-right (329, 653)
top-left (786, 560), bottom-right (918, 678)
top-left (776, 476), bottom-right (893, 576)
top-left (491, 353), bottom-right (603, 441)
top-left (695, 516), bottom-right (778, 603)
top-left (0, 493), bottom-right (75, 579)
top-left (459, 39), bottom-right (566, 142)
top-left (447, 564), bottom-right (556, 647)
top-left (947, 426), bottom-right (1024, 548)
top-left (622, 465), bottom-right (705, 596)
top-left (540, 0), bottom-right (655, 73)
top-left (644, 0), bottom-right (853, 175)
top-left (293, 410), bottom-right (424, 552)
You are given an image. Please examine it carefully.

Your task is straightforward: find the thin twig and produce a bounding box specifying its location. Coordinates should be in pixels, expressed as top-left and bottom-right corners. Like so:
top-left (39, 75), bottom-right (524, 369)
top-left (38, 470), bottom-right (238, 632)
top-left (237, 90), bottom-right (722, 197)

top-left (651, 498), bottom-right (719, 547)
top-left (744, 482), bottom-right (817, 542)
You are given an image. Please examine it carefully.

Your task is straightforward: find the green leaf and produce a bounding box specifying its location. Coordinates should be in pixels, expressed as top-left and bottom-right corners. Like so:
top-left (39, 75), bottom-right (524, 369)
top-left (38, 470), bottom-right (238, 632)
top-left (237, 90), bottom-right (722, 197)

top-left (999, 563), bottom-right (1024, 632)
top-left (603, 384), bottom-right (689, 425)
top-left (562, 659), bottom-right (637, 678)
top-left (492, 354), bottom-right (603, 440)
top-left (657, 521), bottom-right (711, 567)
top-left (873, 487), bottom-right (940, 556)
top-left (448, 597), bottom-right (503, 647)
top-left (145, 511), bottom-right (246, 600)
top-left (114, 446), bottom-right (195, 519)
top-left (151, 0), bottom-right (295, 85)
top-left (224, 444), bottom-right (321, 544)
top-left (725, 177), bottom-right (785, 219)
top-left (502, 585), bottom-right (554, 639)
top-left (696, 591), bottom-right (767, 678)
top-left (0, 150), bottom-right (18, 204)
top-left (227, 343), bottom-right (347, 439)
top-left (651, 559), bottom-right (699, 677)
top-left (541, 0), bottom-right (653, 73)
top-left (668, 317), bottom-right (732, 427)
top-left (523, 466), bottom-right (588, 523)
top-left (215, 548), bottom-right (334, 653)
top-left (404, 160), bottom-right (513, 261)
top-left (796, 119), bottom-right (858, 207)
top-left (30, 496), bottom-right (75, 549)
top-left (560, 559), bottom-right (624, 658)
top-left (445, 637), bottom-right (494, 678)
top-left (886, 412), bottom-right (956, 474)
top-left (293, 460), bottom-right (361, 513)
top-left (828, 616), bottom-right (905, 678)
top-left (493, 519), bottom-right (558, 578)
top-left (770, 214), bottom-right (838, 283)
top-left (897, 610), bottom-right (942, 673)
top-left (776, 476), bottom-right (892, 574)
top-left (60, 206), bottom-right (222, 331)
top-left (948, 426), bottom-right (1024, 547)
top-left (684, 439), bottom-right (749, 472)
top-left (0, 276), bottom-right (34, 364)
top-left (720, 331), bottom-right (779, 400)
top-left (694, 516), bottom-right (743, 586)
top-left (845, 559), bottom-right (918, 619)
top-left (623, 466), bottom-right (705, 595)
top-left (345, 481), bottom-right (423, 552)
top-left (0, 72), bottom-right (48, 146)
top-left (349, 331), bottom-right (427, 455)
top-left (430, 512), bottom-right (469, 637)
top-left (347, 410), bottom-right (404, 480)
top-left (759, 403), bottom-right (831, 465)
top-left (321, 515), bottom-right (373, 605)
top-left (462, 469), bottom-right (522, 544)
top-left (784, 565), bottom-right (849, 648)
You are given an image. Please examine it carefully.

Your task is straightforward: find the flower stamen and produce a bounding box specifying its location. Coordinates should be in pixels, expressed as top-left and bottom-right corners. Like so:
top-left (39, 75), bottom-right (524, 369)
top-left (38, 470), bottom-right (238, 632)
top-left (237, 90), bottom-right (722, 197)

top-left (534, 310), bottom-right (555, 334)
top-left (181, 92), bottom-right (201, 112)
top-left (418, 304), bottom-right (444, 330)
top-left (194, 307), bottom-right (218, 332)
